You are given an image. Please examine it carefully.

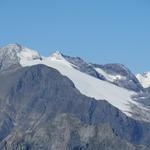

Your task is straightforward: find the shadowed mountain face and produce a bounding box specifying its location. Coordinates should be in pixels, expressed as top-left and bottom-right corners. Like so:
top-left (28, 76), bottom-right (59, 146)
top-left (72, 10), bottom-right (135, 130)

top-left (93, 63), bottom-right (144, 92)
top-left (62, 54), bottom-right (143, 92)
top-left (0, 64), bottom-right (150, 149)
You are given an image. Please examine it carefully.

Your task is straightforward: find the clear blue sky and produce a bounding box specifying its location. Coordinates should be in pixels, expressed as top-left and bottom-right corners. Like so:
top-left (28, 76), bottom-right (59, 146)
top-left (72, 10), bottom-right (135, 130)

top-left (0, 0), bottom-right (150, 73)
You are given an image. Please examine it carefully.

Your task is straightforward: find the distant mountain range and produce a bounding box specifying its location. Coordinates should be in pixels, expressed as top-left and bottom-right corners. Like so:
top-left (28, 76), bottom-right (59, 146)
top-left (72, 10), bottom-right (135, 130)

top-left (0, 43), bottom-right (150, 150)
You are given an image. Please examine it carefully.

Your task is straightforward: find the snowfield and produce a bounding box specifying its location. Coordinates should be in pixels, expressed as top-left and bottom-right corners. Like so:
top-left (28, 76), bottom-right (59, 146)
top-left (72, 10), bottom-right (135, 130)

top-left (18, 51), bottom-right (143, 117)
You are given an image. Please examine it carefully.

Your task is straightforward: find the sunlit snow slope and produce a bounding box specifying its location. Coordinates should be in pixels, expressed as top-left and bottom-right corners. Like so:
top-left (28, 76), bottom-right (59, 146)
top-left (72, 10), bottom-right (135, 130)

top-left (17, 51), bottom-right (141, 117)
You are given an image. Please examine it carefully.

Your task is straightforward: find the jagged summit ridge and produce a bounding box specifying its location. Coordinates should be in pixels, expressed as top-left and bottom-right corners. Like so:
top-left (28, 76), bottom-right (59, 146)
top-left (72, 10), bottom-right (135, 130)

top-left (0, 43), bottom-right (150, 121)
top-left (0, 43), bottom-right (144, 92)
top-left (0, 43), bottom-right (22, 71)
top-left (0, 43), bottom-right (42, 71)
top-left (49, 51), bottom-right (65, 60)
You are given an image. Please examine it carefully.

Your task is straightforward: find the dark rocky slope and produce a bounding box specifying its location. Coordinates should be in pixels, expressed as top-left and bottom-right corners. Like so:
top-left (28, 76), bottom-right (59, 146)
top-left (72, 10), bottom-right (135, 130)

top-left (2, 114), bottom-right (148, 150)
top-left (0, 64), bottom-right (149, 149)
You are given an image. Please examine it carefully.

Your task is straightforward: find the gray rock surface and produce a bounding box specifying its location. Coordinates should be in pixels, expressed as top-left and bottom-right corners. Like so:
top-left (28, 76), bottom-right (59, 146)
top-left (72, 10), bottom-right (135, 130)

top-left (2, 114), bottom-right (148, 150)
top-left (0, 44), bottom-right (42, 72)
top-left (0, 44), bottom-right (149, 149)
top-left (0, 44), bottom-right (21, 71)
top-left (0, 65), bottom-right (149, 149)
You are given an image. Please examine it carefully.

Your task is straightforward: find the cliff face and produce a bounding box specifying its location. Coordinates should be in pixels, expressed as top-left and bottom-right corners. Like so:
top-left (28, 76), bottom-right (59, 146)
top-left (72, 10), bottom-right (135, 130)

top-left (0, 65), bottom-right (149, 149)
top-left (3, 114), bottom-right (148, 150)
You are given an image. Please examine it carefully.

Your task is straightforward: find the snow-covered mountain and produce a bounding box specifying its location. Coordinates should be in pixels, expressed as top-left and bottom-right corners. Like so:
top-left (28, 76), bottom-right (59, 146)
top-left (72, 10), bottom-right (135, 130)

top-left (93, 63), bottom-right (144, 92)
top-left (1, 44), bottom-right (150, 149)
top-left (136, 72), bottom-right (150, 88)
top-left (0, 43), bottom-right (149, 121)
top-left (60, 53), bottom-right (143, 92)
top-left (0, 44), bottom-right (143, 91)
top-left (19, 51), bottom-right (137, 116)
top-left (0, 44), bottom-right (42, 71)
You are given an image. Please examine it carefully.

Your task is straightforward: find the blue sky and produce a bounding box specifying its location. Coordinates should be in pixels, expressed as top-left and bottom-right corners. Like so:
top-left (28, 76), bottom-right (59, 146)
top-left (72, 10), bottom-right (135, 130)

top-left (0, 0), bottom-right (150, 73)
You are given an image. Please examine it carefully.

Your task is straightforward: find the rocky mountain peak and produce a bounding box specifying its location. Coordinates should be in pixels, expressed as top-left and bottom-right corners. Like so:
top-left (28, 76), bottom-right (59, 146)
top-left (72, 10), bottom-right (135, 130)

top-left (49, 51), bottom-right (64, 60)
top-left (0, 44), bottom-right (41, 71)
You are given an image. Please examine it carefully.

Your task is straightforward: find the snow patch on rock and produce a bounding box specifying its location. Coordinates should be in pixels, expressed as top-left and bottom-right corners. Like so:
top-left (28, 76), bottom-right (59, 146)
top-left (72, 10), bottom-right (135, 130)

top-left (136, 72), bottom-right (150, 88)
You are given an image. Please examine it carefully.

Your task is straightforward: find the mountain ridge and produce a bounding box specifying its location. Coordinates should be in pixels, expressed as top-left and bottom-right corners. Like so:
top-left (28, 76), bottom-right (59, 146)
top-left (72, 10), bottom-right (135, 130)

top-left (0, 43), bottom-right (149, 120)
top-left (0, 64), bottom-right (150, 149)
top-left (0, 44), bottom-right (150, 149)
